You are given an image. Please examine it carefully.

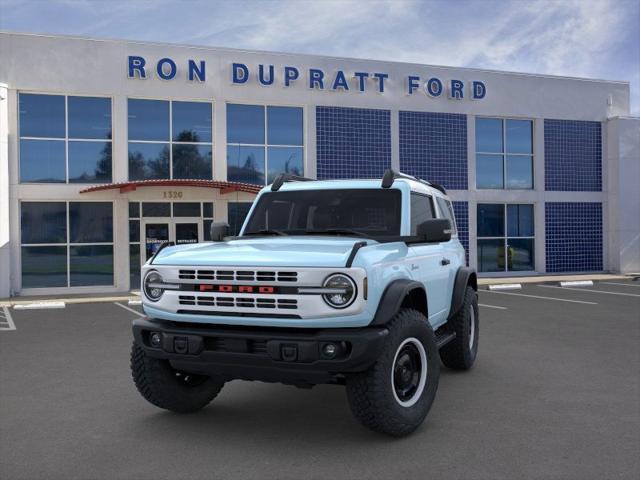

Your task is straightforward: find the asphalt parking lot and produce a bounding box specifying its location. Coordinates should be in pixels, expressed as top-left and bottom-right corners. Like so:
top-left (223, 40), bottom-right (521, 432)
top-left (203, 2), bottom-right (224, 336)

top-left (1, 280), bottom-right (639, 480)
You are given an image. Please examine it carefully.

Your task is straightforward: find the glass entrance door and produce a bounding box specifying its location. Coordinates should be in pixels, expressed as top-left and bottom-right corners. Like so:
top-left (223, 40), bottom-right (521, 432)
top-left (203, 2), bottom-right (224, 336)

top-left (141, 219), bottom-right (202, 263)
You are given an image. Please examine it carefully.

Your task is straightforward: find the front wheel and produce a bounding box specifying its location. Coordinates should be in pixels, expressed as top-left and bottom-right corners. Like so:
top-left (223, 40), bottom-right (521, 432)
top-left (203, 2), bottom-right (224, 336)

top-left (345, 309), bottom-right (440, 436)
top-left (130, 342), bottom-right (225, 413)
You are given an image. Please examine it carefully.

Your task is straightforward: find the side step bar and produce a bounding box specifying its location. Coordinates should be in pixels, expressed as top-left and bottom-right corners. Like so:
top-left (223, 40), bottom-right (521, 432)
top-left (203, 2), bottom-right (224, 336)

top-left (435, 330), bottom-right (456, 349)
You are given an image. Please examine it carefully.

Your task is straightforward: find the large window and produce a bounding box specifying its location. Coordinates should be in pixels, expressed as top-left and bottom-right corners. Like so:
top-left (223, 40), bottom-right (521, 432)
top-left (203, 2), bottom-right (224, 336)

top-left (21, 202), bottom-right (114, 288)
top-left (19, 93), bottom-right (112, 183)
top-left (477, 203), bottom-right (535, 272)
top-left (227, 104), bottom-right (304, 185)
top-left (128, 99), bottom-right (213, 180)
top-left (476, 118), bottom-right (533, 189)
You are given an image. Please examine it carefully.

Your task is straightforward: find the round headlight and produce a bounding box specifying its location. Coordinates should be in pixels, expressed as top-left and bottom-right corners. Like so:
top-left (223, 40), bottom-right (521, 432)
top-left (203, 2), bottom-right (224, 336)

top-left (144, 271), bottom-right (164, 302)
top-left (322, 274), bottom-right (356, 309)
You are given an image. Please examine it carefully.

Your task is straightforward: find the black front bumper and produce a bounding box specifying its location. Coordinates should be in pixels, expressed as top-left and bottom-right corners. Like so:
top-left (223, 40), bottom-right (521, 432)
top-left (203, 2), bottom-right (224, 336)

top-left (132, 318), bottom-right (389, 386)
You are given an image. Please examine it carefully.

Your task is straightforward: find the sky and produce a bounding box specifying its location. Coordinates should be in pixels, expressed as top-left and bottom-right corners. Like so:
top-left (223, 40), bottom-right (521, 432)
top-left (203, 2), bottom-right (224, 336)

top-left (1, 0), bottom-right (638, 114)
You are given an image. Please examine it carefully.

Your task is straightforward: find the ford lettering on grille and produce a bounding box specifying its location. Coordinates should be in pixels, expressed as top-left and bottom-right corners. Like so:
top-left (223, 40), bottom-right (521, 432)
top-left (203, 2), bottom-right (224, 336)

top-left (198, 284), bottom-right (277, 294)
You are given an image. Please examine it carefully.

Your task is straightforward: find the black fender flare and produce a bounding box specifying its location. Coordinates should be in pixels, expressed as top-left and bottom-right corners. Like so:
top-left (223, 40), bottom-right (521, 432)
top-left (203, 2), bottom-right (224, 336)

top-left (448, 267), bottom-right (477, 320)
top-left (370, 279), bottom-right (428, 326)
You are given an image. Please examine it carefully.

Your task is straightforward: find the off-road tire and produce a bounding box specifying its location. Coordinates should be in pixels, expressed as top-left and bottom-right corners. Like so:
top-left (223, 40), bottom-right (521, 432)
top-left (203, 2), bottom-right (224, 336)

top-left (439, 286), bottom-right (479, 370)
top-left (131, 341), bottom-right (224, 413)
top-left (345, 308), bottom-right (440, 436)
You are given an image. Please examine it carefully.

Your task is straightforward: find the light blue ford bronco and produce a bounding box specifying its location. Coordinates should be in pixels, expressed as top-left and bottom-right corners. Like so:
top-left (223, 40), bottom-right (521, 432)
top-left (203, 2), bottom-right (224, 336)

top-left (131, 170), bottom-right (479, 436)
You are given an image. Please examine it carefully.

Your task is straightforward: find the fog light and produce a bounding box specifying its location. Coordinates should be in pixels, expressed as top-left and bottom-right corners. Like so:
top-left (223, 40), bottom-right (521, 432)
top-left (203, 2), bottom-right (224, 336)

top-left (322, 343), bottom-right (337, 358)
top-left (150, 332), bottom-right (162, 348)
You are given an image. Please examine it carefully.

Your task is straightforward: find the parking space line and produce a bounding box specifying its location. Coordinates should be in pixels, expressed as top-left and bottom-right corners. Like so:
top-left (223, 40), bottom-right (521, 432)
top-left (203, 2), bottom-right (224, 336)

top-left (1, 306), bottom-right (16, 331)
top-left (539, 285), bottom-right (640, 297)
top-left (114, 302), bottom-right (145, 317)
top-left (601, 282), bottom-right (640, 288)
top-left (479, 304), bottom-right (507, 310)
top-left (484, 290), bottom-right (598, 305)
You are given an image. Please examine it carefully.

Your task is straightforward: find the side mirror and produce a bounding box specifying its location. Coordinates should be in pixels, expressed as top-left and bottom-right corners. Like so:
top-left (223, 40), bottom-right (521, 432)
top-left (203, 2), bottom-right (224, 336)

top-left (417, 219), bottom-right (452, 243)
top-left (210, 221), bottom-right (230, 242)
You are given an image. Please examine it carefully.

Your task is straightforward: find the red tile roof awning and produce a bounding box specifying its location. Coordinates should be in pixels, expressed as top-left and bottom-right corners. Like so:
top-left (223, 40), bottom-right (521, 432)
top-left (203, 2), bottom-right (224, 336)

top-left (79, 179), bottom-right (263, 195)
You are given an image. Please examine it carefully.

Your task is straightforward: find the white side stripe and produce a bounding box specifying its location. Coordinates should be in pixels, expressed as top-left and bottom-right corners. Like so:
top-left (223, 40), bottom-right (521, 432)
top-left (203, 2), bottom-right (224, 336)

top-left (484, 290), bottom-right (598, 305)
top-left (0, 306), bottom-right (16, 331)
top-left (114, 302), bottom-right (145, 317)
top-left (479, 304), bottom-right (508, 310)
top-left (539, 285), bottom-right (640, 298)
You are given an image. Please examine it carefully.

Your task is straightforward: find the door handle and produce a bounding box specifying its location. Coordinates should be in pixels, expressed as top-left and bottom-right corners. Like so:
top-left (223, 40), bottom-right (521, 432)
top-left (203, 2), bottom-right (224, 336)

top-left (441, 258), bottom-right (450, 266)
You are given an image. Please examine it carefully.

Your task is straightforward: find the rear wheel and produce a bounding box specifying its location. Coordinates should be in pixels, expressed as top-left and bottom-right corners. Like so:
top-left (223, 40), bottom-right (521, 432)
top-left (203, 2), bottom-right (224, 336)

top-left (345, 308), bottom-right (440, 436)
top-left (439, 286), bottom-right (479, 370)
top-left (130, 342), bottom-right (224, 413)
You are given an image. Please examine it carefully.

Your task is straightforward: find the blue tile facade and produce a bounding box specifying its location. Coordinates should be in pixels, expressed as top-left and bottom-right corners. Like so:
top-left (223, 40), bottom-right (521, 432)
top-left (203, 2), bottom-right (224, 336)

top-left (544, 119), bottom-right (602, 191)
top-left (452, 201), bottom-right (469, 265)
top-left (545, 202), bottom-right (603, 272)
top-left (316, 106), bottom-right (391, 179)
top-left (399, 111), bottom-right (467, 190)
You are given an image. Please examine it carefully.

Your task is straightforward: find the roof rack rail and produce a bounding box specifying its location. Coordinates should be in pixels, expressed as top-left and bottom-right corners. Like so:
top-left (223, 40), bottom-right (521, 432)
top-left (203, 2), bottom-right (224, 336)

top-left (381, 169), bottom-right (447, 194)
top-left (271, 173), bottom-right (314, 191)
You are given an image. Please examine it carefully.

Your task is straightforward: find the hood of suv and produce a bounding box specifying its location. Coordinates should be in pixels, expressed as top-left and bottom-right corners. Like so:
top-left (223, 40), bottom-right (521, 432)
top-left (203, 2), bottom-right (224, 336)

top-left (151, 237), bottom-right (370, 268)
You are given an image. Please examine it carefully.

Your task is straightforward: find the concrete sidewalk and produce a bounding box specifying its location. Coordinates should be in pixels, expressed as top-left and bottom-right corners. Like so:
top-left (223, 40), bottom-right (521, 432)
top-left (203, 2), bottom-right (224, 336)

top-left (1, 273), bottom-right (637, 307)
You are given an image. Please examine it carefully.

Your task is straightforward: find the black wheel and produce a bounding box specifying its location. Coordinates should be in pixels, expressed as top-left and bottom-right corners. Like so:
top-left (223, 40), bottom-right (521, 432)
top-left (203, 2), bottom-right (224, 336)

top-left (345, 308), bottom-right (440, 436)
top-left (130, 341), bottom-right (224, 413)
top-left (439, 286), bottom-right (479, 370)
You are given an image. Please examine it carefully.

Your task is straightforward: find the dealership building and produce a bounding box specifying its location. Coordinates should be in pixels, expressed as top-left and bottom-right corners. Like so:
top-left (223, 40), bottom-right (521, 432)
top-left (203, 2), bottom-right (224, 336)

top-left (0, 32), bottom-right (638, 297)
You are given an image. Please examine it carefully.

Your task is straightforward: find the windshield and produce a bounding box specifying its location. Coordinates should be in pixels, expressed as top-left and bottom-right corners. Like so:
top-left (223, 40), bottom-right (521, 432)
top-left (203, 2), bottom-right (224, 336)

top-left (242, 189), bottom-right (401, 238)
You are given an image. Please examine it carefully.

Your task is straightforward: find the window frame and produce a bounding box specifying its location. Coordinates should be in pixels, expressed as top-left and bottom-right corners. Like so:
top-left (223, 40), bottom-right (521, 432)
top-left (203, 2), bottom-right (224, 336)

top-left (127, 97), bottom-right (215, 181)
top-left (18, 92), bottom-right (114, 185)
top-left (475, 116), bottom-right (534, 190)
top-left (226, 102), bottom-right (306, 186)
top-left (19, 200), bottom-right (115, 290)
top-left (476, 202), bottom-right (536, 273)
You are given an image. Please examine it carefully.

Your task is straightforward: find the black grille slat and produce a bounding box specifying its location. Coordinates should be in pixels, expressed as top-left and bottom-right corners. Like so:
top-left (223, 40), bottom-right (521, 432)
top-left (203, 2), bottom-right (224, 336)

top-left (197, 270), bottom-right (215, 280)
top-left (179, 270), bottom-right (196, 280)
top-left (256, 271), bottom-right (276, 281)
top-left (216, 297), bottom-right (234, 307)
top-left (216, 271), bottom-right (234, 281)
top-left (178, 295), bottom-right (196, 306)
top-left (277, 272), bottom-right (297, 282)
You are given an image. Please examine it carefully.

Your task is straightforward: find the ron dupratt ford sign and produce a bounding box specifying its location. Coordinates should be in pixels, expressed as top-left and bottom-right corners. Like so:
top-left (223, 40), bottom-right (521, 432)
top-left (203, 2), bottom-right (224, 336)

top-left (127, 56), bottom-right (487, 100)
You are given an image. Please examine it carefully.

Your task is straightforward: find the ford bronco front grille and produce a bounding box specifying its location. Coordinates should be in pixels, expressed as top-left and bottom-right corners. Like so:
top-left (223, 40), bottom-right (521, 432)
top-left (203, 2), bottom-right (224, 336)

top-left (178, 295), bottom-right (298, 310)
top-left (178, 269), bottom-right (298, 283)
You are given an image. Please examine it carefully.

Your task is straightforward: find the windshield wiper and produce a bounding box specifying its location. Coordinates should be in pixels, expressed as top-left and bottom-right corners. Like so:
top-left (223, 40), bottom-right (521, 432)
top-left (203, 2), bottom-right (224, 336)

top-left (305, 229), bottom-right (370, 238)
top-left (243, 229), bottom-right (287, 236)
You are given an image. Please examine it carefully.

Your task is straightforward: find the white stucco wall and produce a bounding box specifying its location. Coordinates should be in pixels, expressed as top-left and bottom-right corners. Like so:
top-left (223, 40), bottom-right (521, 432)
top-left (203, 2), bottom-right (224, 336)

top-left (0, 83), bottom-right (9, 298)
top-left (607, 116), bottom-right (640, 274)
